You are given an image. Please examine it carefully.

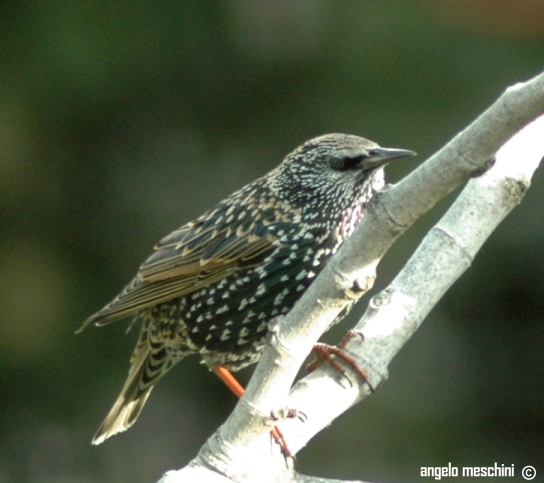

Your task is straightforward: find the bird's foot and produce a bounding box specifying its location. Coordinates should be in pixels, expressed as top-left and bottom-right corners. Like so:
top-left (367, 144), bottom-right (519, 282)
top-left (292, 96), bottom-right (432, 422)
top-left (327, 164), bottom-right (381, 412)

top-left (211, 365), bottom-right (298, 460)
top-left (307, 330), bottom-right (374, 391)
top-left (270, 426), bottom-right (294, 461)
top-left (268, 408), bottom-right (307, 460)
top-left (270, 407), bottom-right (308, 423)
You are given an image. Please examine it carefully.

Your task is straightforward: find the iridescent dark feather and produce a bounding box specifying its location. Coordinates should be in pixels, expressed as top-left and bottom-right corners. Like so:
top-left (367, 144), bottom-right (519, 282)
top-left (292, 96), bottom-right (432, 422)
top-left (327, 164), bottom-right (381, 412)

top-left (78, 133), bottom-right (415, 444)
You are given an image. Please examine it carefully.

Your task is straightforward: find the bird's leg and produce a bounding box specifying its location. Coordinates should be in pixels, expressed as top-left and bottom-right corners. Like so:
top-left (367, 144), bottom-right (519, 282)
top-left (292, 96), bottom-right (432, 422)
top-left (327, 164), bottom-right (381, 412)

top-left (307, 330), bottom-right (374, 391)
top-left (212, 365), bottom-right (245, 397)
top-left (211, 365), bottom-right (294, 457)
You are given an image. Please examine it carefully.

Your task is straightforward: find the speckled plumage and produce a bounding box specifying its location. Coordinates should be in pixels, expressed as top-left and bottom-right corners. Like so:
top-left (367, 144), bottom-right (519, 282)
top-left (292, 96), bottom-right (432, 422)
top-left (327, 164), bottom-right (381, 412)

top-left (79, 133), bottom-right (415, 444)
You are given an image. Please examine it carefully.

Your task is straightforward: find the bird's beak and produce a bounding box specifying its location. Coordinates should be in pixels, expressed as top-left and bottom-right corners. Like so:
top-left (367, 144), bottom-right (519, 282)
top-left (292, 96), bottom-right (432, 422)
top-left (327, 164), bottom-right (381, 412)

top-left (360, 147), bottom-right (416, 170)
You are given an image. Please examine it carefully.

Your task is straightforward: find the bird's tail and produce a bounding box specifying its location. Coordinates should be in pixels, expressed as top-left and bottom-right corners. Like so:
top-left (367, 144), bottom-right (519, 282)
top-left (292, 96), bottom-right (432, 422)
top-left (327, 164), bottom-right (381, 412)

top-left (92, 319), bottom-right (177, 445)
top-left (92, 344), bottom-right (153, 444)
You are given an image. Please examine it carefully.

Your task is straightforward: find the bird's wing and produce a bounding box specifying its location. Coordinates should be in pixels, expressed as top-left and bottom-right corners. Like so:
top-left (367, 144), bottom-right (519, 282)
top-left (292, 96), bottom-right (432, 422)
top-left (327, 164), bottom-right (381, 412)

top-left (79, 201), bottom-right (288, 329)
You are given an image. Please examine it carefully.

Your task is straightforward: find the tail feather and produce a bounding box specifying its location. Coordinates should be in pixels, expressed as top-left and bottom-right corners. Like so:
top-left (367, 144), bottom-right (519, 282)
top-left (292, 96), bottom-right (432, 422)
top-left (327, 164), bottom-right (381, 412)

top-left (92, 385), bottom-right (153, 445)
top-left (92, 341), bottom-right (154, 445)
top-left (91, 316), bottom-right (181, 445)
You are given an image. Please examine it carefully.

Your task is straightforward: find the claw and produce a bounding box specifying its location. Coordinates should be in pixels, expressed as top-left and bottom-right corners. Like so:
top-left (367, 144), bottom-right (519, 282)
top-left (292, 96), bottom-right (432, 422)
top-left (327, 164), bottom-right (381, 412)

top-left (270, 407), bottom-right (308, 423)
top-left (308, 330), bottom-right (374, 391)
top-left (212, 365), bottom-right (296, 458)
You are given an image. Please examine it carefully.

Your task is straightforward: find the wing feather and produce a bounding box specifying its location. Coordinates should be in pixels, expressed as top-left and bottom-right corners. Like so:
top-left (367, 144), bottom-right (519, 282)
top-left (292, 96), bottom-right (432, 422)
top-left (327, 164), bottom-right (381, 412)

top-left (79, 203), bottom-right (283, 330)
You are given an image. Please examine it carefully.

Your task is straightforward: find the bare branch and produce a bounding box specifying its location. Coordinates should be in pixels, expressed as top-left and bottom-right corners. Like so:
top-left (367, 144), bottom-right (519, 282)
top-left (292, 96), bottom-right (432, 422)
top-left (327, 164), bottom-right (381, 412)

top-left (283, 113), bottom-right (544, 456)
top-left (159, 72), bottom-right (544, 483)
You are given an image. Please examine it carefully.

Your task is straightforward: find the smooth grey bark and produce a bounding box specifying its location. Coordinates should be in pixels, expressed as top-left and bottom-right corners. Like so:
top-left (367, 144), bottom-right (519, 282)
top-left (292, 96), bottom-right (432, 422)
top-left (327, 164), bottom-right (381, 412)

top-left (159, 71), bottom-right (544, 483)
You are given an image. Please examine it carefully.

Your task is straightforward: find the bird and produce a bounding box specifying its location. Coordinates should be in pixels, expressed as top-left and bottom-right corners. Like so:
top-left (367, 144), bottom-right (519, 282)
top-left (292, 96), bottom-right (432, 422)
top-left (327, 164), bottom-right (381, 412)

top-left (78, 133), bottom-right (415, 445)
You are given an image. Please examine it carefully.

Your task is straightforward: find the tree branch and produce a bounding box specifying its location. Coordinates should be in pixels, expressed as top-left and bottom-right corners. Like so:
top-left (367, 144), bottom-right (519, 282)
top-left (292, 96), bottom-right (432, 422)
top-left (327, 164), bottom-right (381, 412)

top-left (158, 71), bottom-right (544, 483)
top-left (283, 113), bottom-right (544, 457)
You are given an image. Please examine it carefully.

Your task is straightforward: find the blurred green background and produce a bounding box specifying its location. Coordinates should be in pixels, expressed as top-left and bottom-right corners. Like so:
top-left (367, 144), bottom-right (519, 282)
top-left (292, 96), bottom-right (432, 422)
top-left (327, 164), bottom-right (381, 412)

top-left (1, 2), bottom-right (543, 482)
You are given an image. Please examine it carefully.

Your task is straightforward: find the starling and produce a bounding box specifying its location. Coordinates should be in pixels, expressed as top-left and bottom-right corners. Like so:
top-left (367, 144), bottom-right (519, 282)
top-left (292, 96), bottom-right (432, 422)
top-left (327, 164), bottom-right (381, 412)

top-left (79, 133), bottom-right (415, 445)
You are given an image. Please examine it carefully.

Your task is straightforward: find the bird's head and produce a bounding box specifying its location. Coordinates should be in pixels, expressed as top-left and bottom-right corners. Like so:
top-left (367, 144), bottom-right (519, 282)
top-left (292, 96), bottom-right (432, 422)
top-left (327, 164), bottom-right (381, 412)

top-left (270, 133), bottom-right (415, 213)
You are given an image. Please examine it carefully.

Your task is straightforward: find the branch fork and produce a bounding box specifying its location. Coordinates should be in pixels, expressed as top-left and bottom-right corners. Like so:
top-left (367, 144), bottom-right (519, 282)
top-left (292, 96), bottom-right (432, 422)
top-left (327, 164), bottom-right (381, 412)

top-left (159, 71), bottom-right (544, 483)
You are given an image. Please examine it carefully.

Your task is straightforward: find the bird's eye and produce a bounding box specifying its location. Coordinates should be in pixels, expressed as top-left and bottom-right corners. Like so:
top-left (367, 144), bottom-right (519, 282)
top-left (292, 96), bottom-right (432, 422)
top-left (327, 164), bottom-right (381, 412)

top-left (328, 157), bottom-right (346, 170)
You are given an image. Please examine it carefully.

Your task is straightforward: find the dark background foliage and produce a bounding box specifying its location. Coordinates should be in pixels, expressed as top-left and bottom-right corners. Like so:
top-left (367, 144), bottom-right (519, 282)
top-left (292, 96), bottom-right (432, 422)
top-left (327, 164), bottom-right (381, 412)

top-left (1, 2), bottom-right (543, 482)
